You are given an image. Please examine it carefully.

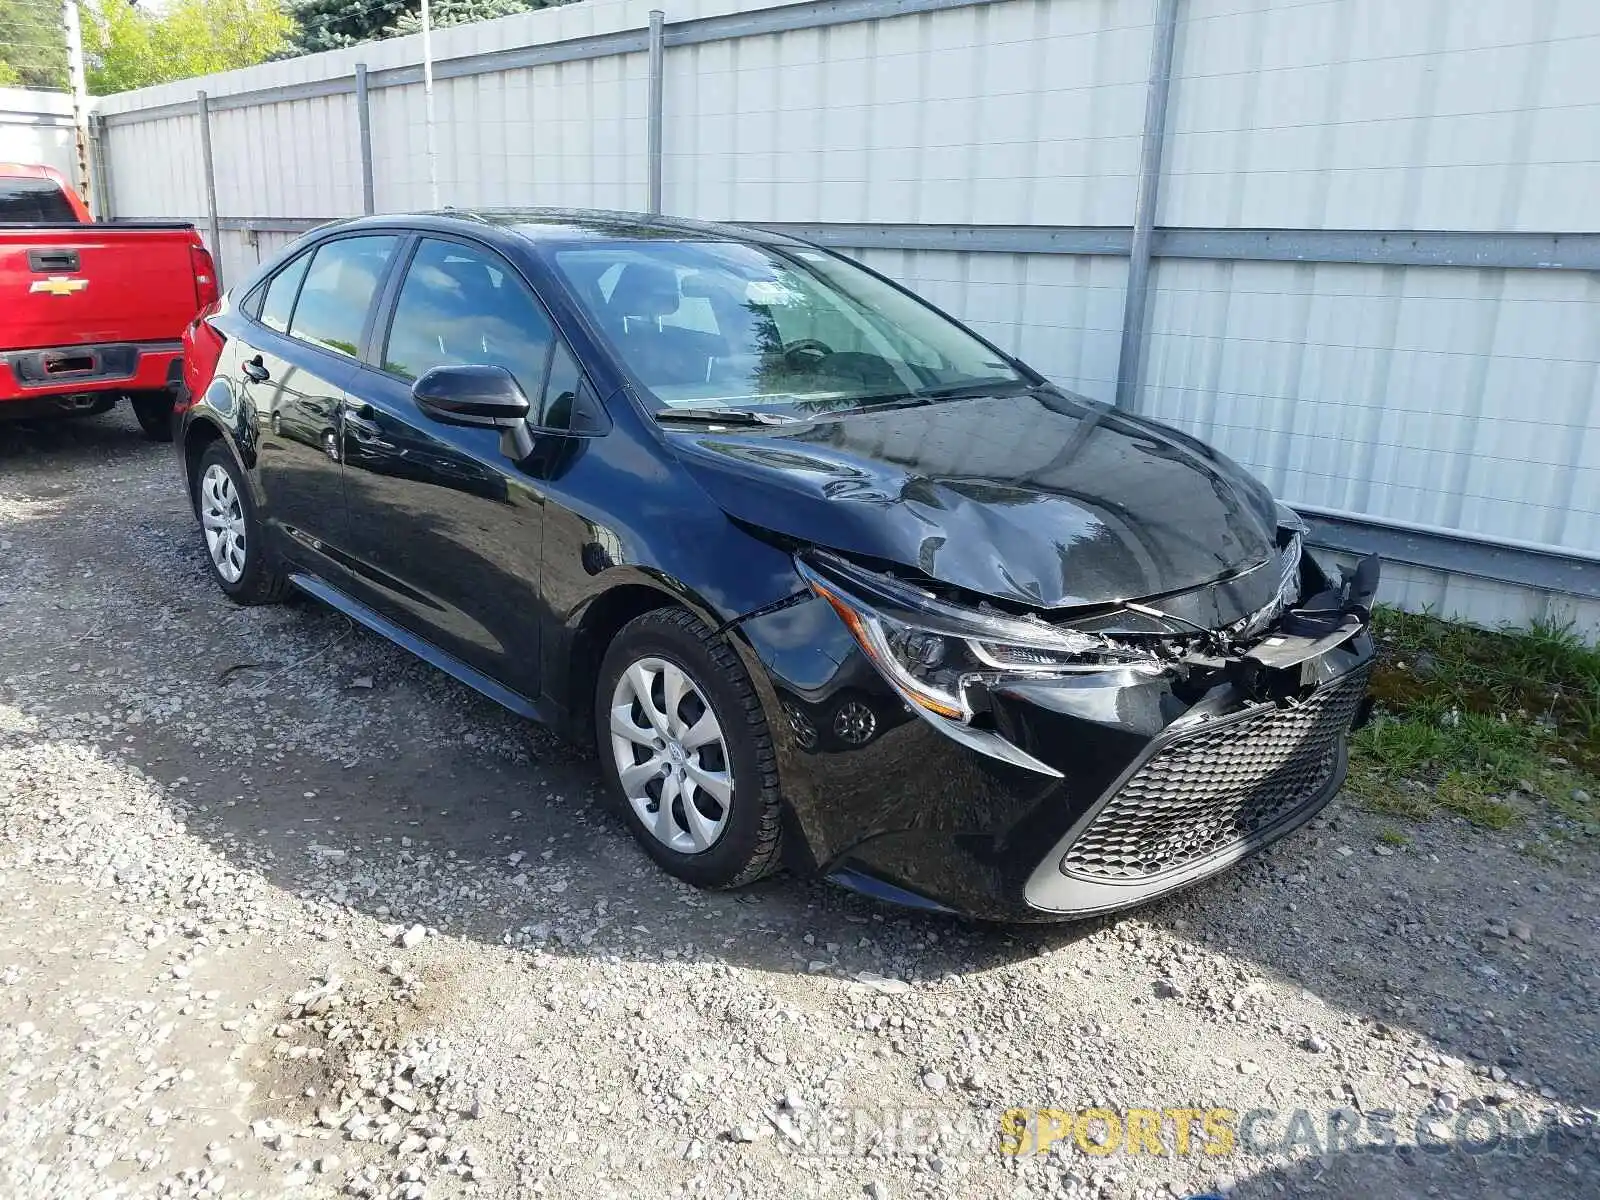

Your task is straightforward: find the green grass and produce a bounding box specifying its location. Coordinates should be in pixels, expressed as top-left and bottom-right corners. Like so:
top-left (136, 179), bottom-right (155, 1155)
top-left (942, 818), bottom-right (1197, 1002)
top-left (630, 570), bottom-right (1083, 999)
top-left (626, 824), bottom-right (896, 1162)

top-left (1347, 608), bottom-right (1600, 850)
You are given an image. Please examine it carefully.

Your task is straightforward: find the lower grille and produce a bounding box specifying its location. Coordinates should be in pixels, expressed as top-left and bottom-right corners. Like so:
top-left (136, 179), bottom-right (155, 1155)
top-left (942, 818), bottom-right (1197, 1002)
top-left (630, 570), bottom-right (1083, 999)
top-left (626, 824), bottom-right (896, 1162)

top-left (1062, 668), bottom-right (1370, 881)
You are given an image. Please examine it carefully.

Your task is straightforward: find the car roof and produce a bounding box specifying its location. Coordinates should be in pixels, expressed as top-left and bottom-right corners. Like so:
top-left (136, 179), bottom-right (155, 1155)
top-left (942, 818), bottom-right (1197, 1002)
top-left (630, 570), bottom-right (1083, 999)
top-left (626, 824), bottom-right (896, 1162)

top-left (326, 207), bottom-right (805, 249)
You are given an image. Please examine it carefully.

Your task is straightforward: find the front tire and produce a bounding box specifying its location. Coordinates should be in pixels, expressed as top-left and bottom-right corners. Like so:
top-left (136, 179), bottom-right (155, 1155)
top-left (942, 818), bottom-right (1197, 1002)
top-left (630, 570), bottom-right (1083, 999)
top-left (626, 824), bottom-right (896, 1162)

top-left (195, 441), bottom-right (289, 605)
top-left (594, 608), bottom-right (783, 889)
top-left (129, 390), bottom-right (175, 442)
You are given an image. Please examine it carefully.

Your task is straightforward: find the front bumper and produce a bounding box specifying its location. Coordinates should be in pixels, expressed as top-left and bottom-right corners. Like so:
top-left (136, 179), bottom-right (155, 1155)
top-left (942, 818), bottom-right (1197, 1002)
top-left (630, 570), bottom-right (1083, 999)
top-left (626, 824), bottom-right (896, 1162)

top-left (737, 587), bottom-right (1375, 923)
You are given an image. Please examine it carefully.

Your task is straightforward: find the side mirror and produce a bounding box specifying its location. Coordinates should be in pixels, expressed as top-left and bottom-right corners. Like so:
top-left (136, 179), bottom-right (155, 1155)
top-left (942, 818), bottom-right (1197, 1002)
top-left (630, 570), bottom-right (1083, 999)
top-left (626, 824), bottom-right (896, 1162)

top-left (412, 364), bottom-right (530, 429)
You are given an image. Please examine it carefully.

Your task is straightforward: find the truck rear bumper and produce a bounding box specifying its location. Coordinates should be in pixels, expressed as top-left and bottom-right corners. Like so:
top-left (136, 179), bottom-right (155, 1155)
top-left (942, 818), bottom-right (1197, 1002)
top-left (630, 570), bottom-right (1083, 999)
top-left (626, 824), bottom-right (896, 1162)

top-left (0, 341), bottom-right (183, 404)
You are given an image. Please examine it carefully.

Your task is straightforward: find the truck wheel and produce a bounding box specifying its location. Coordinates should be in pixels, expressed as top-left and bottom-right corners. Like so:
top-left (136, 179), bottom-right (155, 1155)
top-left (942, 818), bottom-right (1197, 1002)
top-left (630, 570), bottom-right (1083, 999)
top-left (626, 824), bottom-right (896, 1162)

top-left (195, 442), bottom-right (290, 605)
top-left (129, 390), bottom-right (175, 442)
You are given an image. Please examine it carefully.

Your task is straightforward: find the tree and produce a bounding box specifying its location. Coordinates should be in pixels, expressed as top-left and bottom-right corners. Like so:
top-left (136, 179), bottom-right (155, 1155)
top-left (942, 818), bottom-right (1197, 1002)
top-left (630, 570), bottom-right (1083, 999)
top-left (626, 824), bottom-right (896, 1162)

top-left (281, 0), bottom-right (554, 57)
top-left (385, 0), bottom-right (548, 37)
top-left (84, 0), bottom-right (292, 95)
top-left (0, 0), bottom-right (69, 90)
top-left (282, 0), bottom-right (410, 55)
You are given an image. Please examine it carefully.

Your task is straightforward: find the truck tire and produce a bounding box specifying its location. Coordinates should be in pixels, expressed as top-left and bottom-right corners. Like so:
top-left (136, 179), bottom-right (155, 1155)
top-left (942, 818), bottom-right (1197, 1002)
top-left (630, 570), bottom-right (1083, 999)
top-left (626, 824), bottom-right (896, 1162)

top-left (129, 390), bottom-right (175, 442)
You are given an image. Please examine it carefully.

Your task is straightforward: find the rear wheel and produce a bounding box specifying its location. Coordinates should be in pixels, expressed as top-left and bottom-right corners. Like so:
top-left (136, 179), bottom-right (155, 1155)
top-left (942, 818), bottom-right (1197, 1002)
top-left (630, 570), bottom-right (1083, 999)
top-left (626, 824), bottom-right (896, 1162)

top-left (594, 608), bottom-right (783, 889)
top-left (129, 390), bottom-right (175, 442)
top-left (195, 441), bottom-right (289, 605)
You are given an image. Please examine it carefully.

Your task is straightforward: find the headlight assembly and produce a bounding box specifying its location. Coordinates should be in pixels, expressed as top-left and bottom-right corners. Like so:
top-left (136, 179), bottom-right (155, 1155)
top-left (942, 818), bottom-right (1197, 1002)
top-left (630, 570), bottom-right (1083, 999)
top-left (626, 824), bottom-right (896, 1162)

top-left (795, 552), bottom-right (1167, 729)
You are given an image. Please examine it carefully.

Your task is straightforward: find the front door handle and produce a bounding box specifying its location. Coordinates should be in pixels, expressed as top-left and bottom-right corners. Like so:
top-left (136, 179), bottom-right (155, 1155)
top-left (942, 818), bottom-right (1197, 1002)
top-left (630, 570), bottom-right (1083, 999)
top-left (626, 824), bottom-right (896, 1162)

top-left (241, 356), bottom-right (269, 384)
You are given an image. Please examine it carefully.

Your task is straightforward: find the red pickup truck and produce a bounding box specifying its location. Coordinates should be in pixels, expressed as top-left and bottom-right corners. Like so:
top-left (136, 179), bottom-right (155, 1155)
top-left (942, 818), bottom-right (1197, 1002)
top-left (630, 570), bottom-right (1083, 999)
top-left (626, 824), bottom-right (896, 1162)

top-left (1, 162), bottom-right (219, 440)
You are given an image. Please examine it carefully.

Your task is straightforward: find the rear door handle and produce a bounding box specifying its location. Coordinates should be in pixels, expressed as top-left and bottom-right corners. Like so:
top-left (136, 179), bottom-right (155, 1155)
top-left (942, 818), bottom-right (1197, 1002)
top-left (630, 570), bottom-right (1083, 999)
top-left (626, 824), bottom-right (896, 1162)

top-left (241, 356), bottom-right (269, 384)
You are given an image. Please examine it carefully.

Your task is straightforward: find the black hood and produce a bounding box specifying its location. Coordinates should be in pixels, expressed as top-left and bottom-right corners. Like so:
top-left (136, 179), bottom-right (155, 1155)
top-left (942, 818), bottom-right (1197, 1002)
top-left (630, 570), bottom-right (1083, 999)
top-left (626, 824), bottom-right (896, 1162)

top-left (667, 388), bottom-right (1282, 610)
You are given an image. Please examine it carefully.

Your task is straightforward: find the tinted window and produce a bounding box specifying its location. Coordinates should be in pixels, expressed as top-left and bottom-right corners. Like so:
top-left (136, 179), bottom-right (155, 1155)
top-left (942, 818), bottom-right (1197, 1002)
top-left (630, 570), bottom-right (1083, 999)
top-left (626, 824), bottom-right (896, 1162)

top-left (0, 177), bottom-right (76, 223)
top-left (259, 251), bottom-right (312, 333)
top-left (288, 235), bottom-right (397, 357)
top-left (538, 341), bottom-right (584, 429)
top-left (383, 238), bottom-right (552, 400)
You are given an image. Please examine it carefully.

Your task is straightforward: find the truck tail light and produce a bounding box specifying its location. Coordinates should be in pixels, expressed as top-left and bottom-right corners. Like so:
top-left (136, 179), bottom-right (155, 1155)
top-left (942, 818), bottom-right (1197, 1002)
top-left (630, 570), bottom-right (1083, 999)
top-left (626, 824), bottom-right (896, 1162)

top-left (191, 245), bottom-right (220, 310)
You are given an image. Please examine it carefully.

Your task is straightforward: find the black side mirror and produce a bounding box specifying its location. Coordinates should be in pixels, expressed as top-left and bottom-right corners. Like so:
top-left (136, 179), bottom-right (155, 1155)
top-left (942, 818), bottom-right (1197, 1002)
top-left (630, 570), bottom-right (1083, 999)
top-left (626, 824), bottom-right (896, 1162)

top-left (412, 364), bottom-right (530, 429)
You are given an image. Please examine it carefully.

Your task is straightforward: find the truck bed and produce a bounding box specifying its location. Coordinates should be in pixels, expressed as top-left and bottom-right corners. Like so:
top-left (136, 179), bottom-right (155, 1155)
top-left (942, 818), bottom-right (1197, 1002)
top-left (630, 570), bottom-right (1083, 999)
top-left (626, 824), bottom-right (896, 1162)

top-left (1, 222), bottom-right (207, 351)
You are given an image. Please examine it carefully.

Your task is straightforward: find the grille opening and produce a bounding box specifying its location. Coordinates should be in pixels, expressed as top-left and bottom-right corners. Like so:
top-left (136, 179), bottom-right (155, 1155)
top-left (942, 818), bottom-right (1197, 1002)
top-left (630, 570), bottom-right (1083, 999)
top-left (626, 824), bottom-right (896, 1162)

top-left (1062, 668), bottom-right (1369, 881)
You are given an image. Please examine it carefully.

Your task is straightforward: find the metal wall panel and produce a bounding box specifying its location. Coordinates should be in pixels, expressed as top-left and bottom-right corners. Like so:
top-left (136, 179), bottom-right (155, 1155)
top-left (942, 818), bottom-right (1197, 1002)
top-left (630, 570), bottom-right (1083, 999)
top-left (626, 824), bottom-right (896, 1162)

top-left (1163, 0), bottom-right (1600, 232)
top-left (665, 0), bottom-right (1153, 225)
top-left (210, 95), bottom-right (363, 219)
top-left (0, 88), bottom-right (76, 178)
top-left (102, 110), bottom-right (207, 231)
top-left (1137, 258), bottom-right (1600, 556)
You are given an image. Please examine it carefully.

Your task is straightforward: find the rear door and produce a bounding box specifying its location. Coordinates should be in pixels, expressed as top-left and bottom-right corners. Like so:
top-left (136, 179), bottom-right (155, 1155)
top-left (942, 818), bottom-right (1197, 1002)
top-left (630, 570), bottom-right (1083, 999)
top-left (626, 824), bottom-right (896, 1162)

top-left (338, 234), bottom-right (554, 698)
top-left (237, 232), bottom-right (400, 570)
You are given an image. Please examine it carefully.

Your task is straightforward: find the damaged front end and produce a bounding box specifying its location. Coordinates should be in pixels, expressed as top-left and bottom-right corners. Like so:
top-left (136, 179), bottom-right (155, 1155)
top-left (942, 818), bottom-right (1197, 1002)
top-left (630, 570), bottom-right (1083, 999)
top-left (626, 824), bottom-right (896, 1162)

top-left (759, 515), bottom-right (1379, 920)
top-left (793, 513), bottom-right (1377, 776)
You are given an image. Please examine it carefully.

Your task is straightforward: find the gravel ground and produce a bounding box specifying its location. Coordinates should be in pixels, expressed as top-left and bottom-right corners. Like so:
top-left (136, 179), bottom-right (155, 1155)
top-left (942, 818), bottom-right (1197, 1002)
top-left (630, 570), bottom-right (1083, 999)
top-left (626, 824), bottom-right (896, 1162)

top-left (2, 408), bottom-right (1597, 1200)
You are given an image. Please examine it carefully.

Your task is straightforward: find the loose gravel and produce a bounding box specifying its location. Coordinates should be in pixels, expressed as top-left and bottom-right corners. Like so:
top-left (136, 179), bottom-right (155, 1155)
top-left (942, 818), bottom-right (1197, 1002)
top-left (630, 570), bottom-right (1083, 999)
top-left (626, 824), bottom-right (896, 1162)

top-left (1, 409), bottom-right (1597, 1200)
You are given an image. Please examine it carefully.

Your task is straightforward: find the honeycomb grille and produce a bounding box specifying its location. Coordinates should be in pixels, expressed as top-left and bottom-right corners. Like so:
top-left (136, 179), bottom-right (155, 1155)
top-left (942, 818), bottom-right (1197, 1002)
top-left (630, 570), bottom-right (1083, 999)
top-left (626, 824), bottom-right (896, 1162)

top-left (1062, 669), bottom-right (1370, 881)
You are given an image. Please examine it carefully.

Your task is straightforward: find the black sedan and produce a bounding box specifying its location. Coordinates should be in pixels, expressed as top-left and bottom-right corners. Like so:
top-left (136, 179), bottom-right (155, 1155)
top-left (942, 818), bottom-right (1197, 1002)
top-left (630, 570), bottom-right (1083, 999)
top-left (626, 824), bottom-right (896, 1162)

top-left (175, 209), bottom-right (1377, 921)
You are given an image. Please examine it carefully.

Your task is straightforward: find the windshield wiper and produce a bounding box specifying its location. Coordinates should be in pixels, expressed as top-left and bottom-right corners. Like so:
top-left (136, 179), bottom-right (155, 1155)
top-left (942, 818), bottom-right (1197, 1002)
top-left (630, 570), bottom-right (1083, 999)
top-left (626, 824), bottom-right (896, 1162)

top-left (914, 377), bottom-right (1037, 401)
top-left (855, 377), bottom-right (1035, 413)
top-left (653, 407), bottom-right (803, 427)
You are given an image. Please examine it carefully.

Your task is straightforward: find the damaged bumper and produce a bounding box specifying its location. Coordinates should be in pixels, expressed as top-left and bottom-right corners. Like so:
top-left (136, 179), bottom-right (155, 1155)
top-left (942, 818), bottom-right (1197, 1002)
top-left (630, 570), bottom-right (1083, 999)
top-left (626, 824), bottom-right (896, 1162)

top-left (735, 544), bottom-right (1378, 922)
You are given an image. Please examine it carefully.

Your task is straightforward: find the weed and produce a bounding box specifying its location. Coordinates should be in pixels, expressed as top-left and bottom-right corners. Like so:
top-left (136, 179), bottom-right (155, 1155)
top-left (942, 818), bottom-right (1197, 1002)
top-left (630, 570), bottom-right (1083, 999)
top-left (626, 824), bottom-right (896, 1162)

top-left (1349, 607), bottom-right (1600, 847)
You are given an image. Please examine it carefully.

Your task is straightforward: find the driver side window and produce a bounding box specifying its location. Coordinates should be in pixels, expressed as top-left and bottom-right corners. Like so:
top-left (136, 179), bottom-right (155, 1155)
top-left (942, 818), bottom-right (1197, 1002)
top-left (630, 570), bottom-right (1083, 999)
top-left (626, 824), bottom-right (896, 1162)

top-left (384, 238), bottom-right (554, 403)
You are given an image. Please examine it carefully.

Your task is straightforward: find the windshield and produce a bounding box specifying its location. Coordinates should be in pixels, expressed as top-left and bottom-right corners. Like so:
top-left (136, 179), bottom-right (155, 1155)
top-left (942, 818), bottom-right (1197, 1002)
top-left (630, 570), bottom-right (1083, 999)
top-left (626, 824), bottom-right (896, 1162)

top-left (547, 239), bottom-right (1024, 415)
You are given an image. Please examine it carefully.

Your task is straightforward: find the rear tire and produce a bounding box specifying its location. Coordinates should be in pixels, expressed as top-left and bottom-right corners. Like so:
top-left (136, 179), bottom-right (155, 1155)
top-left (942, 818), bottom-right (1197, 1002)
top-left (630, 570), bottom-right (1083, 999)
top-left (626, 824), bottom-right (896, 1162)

top-left (195, 441), bottom-right (290, 605)
top-left (594, 608), bottom-right (783, 889)
top-left (130, 390), bottom-right (175, 442)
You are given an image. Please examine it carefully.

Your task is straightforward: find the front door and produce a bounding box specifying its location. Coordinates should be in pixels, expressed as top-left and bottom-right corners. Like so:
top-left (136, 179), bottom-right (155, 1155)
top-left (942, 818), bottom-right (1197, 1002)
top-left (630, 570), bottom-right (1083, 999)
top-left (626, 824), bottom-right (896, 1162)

top-left (246, 233), bottom-right (399, 570)
top-left (338, 235), bottom-right (553, 700)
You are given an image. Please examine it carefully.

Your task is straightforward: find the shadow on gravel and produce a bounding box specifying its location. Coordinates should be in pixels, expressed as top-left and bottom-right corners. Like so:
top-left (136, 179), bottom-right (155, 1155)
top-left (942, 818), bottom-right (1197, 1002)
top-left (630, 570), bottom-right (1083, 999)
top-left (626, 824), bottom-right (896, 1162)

top-left (0, 408), bottom-right (157, 466)
top-left (3, 414), bottom-right (1596, 1199)
top-left (1227, 1123), bottom-right (1597, 1200)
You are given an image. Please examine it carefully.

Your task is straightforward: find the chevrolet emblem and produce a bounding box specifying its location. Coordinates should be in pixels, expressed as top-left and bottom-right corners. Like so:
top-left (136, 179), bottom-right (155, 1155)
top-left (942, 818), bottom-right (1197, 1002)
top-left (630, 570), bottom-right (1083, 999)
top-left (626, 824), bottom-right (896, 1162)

top-left (30, 276), bottom-right (88, 296)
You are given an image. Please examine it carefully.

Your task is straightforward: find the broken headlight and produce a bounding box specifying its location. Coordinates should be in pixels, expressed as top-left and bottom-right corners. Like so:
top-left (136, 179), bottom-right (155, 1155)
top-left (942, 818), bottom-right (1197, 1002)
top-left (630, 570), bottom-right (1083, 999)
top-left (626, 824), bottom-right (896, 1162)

top-left (1230, 505), bottom-right (1309, 641)
top-left (795, 552), bottom-right (1166, 725)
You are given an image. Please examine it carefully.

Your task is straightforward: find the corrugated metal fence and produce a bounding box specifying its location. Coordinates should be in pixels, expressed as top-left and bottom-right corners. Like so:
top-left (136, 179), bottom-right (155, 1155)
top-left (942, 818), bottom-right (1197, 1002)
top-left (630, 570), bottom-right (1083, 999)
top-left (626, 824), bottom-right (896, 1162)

top-left (1, 88), bottom-right (76, 179)
top-left (88, 0), bottom-right (1600, 635)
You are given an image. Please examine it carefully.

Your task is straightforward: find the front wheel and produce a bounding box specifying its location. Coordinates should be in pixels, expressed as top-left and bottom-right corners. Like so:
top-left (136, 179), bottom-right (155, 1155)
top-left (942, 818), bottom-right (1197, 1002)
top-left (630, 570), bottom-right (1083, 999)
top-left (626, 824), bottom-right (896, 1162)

top-left (594, 608), bottom-right (783, 889)
top-left (129, 390), bottom-right (175, 442)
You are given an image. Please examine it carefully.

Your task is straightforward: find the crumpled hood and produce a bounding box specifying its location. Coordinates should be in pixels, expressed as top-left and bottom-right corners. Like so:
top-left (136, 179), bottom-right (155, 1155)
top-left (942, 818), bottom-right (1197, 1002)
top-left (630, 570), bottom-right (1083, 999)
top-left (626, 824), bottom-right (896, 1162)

top-left (665, 388), bottom-right (1282, 611)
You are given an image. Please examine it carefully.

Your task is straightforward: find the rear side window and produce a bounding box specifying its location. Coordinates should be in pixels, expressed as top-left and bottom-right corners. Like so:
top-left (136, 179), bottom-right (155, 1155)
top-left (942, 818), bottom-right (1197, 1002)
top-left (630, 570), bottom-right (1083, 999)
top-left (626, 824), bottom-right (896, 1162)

top-left (288, 235), bottom-right (398, 357)
top-left (258, 251), bottom-right (312, 333)
top-left (382, 237), bottom-right (553, 400)
top-left (0, 177), bottom-right (77, 223)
